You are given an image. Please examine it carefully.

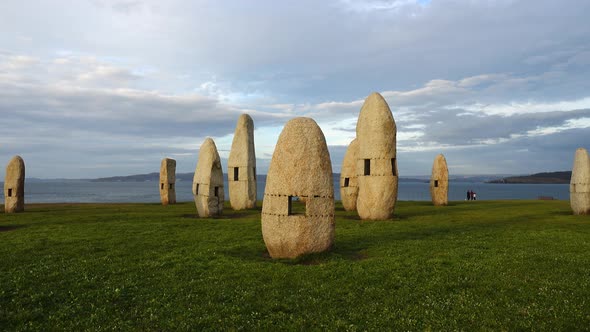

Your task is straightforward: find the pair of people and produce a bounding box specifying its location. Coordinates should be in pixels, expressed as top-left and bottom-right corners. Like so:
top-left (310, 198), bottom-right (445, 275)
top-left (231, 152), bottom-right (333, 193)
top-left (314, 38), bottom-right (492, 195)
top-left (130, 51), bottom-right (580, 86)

top-left (466, 190), bottom-right (477, 201)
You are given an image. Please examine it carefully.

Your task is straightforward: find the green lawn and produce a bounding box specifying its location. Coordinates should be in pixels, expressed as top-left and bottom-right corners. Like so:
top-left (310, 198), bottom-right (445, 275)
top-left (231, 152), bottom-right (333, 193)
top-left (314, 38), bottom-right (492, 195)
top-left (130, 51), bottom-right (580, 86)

top-left (1, 200), bottom-right (589, 330)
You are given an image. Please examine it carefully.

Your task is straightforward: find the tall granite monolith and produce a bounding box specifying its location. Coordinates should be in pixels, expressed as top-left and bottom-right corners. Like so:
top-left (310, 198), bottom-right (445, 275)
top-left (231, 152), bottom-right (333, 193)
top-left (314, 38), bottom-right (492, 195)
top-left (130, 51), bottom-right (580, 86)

top-left (340, 138), bottom-right (359, 211)
top-left (261, 117), bottom-right (335, 259)
top-left (430, 154), bottom-right (449, 206)
top-left (356, 92), bottom-right (398, 220)
top-left (570, 147), bottom-right (590, 215)
top-left (4, 156), bottom-right (25, 213)
top-left (193, 138), bottom-right (224, 217)
top-left (159, 158), bottom-right (176, 205)
top-left (228, 114), bottom-right (257, 210)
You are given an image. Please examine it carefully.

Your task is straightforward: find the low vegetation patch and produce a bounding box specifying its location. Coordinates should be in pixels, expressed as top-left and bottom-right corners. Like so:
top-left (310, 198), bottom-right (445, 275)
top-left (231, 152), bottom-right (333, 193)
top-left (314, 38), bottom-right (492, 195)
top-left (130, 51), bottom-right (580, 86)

top-left (1, 200), bottom-right (589, 330)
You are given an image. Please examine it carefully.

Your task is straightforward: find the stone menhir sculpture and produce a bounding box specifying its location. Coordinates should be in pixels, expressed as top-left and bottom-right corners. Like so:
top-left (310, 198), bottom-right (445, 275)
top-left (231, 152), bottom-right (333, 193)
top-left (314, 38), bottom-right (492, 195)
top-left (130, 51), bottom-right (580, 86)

top-left (570, 147), bottom-right (590, 215)
top-left (228, 114), bottom-right (257, 210)
top-left (159, 158), bottom-right (176, 206)
top-left (340, 138), bottom-right (359, 211)
top-left (193, 138), bottom-right (224, 217)
top-left (261, 117), bottom-right (335, 259)
top-left (355, 92), bottom-right (398, 220)
top-left (4, 155), bottom-right (25, 213)
top-left (430, 154), bottom-right (449, 206)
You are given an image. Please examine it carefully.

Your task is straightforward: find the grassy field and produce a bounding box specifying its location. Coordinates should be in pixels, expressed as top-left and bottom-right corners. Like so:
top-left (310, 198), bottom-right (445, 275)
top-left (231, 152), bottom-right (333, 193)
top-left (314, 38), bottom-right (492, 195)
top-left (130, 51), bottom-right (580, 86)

top-left (0, 200), bottom-right (589, 330)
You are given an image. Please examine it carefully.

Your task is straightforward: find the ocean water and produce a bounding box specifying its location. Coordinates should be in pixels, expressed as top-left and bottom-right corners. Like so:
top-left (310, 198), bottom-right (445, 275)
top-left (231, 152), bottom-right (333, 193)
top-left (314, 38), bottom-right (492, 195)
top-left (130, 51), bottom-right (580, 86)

top-left (4, 179), bottom-right (569, 204)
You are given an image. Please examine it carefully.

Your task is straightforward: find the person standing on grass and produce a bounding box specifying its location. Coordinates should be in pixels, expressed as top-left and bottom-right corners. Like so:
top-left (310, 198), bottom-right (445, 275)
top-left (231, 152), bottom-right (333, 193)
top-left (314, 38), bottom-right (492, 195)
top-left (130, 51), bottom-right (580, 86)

top-left (466, 190), bottom-right (470, 201)
top-left (473, 192), bottom-right (477, 201)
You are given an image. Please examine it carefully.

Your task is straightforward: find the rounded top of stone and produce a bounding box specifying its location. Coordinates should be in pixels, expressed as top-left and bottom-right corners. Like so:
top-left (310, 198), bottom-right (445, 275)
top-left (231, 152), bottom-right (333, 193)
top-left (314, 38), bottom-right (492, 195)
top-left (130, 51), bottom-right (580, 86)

top-left (9, 155), bottom-right (24, 165)
top-left (356, 92), bottom-right (397, 157)
top-left (432, 153), bottom-right (448, 180)
top-left (237, 113), bottom-right (254, 126)
top-left (358, 92), bottom-right (393, 121)
top-left (341, 138), bottom-right (359, 177)
top-left (265, 117), bottom-right (333, 197)
top-left (229, 114), bottom-right (256, 166)
top-left (194, 138), bottom-right (222, 183)
top-left (571, 147), bottom-right (590, 184)
top-left (5, 155), bottom-right (25, 181)
top-left (434, 153), bottom-right (447, 164)
top-left (201, 137), bottom-right (216, 150)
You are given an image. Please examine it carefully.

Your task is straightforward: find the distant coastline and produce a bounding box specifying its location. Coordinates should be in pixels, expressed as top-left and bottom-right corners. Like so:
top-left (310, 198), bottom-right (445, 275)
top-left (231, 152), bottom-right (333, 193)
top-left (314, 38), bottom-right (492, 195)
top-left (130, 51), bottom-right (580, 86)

top-left (88, 172), bottom-right (502, 183)
top-left (21, 171), bottom-right (570, 184)
top-left (487, 171), bottom-right (571, 184)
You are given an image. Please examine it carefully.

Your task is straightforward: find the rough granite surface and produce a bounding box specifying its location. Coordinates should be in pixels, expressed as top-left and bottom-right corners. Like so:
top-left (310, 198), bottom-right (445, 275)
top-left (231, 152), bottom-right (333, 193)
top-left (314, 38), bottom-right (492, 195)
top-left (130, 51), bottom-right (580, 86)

top-left (193, 138), bottom-right (224, 217)
top-left (261, 117), bottom-right (335, 259)
top-left (159, 158), bottom-right (176, 205)
top-left (430, 154), bottom-right (449, 206)
top-left (228, 114), bottom-right (257, 210)
top-left (570, 147), bottom-right (590, 215)
top-left (355, 92), bottom-right (398, 220)
top-left (4, 155), bottom-right (25, 213)
top-left (340, 138), bottom-right (359, 211)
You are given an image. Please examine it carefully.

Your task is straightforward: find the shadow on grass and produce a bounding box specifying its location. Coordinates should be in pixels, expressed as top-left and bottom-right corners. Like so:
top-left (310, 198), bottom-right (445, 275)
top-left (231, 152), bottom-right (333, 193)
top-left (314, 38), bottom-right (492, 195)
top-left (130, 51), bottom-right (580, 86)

top-left (222, 244), bottom-right (370, 266)
top-left (549, 210), bottom-right (576, 216)
top-left (0, 225), bottom-right (26, 232)
top-left (181, 211), bottom-right (257, 219)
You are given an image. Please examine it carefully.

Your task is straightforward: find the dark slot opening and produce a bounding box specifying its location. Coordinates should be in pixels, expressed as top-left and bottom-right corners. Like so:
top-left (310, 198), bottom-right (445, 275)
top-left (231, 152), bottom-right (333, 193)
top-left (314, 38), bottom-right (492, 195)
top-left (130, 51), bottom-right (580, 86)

top-left (169, 183), bottom-right (174, 190)
top-left (288, 196), bottom-right (306, 215)
top-left (391, 158), bottom-right (397, 176)
top-left (364, 159), bottom-right (370, 176)
top-left (214, 187), bottom-right (219, 197)
top-left (234, 167), bottom-right (239, 181)
top-left (344, 178), bottom-right (350, 187)
top-left (434, 180), bottom-right (439, 187)
top-left (161, 183), bottom-right (164, 190)
top-left (7, 188), bottom-right (12, 197)
top-left (195, 184), bottom-right (199, 195)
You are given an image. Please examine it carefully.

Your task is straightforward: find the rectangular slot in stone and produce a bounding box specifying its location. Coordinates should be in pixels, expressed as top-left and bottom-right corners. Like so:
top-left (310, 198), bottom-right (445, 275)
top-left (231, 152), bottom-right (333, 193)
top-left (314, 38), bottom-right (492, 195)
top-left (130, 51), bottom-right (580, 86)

top-left (288, 196), bottom-right (305, 215)
top-left (234, 167), bottom-right (239, 181)
top-left (391, 158), bottom-right (396, 176)
top-left (344, 178), bottom-right (350, 187)
top-left (364, 159), bottom-right (370, 176)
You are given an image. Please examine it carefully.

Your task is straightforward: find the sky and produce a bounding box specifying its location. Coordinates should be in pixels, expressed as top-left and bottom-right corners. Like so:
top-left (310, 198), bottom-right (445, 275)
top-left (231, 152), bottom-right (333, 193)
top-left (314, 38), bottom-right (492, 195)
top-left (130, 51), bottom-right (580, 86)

top-left (1, 0), bottom-right (590, 179)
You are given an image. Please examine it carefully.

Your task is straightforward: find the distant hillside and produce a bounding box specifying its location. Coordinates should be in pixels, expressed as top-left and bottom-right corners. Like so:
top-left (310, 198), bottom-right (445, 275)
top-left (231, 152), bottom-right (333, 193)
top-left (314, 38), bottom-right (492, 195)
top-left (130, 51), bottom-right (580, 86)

top-left (91, 172), bottom-right (436, 183)
top-left (92, 172), bottom-right (193, 182)
top-left (487, 171), bottom-right (571, 184)
top-left (92, 172), bottom-right (270, 182)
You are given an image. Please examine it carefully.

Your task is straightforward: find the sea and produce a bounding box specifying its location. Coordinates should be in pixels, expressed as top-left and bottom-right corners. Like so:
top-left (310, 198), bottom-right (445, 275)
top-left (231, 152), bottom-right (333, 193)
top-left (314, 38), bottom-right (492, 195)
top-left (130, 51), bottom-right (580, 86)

top-left (7, 179), bottom-right (570, 203)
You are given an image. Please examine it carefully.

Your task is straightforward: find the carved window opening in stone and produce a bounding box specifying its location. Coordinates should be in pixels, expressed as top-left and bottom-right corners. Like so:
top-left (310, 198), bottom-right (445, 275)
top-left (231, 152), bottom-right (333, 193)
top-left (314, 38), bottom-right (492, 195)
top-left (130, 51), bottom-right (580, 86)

top-left (7, 188), bottom-right (12, 197)
top-left (288, 196), bottom-right (306, 215)
top-left (169, 183), bottom-right (174, 190)
top-left (364, 159), bottom-right (370, 176)
top-left (344, 178), bottom-right (350, 187)
top-left (195, 184), bottom-right (199, 195)
top-left (234, 167), bottom-right (239, 181)
top-left (161, 183), bottom-right (164, 190)
top-left (214, 186), bottom-right (219, 197)
top-left (434, 180), bottom-right (439, 188)
top-left (391, 158), bottom-right (397, 176)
